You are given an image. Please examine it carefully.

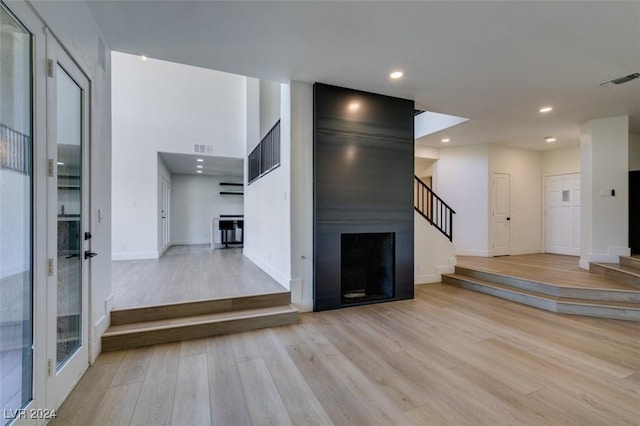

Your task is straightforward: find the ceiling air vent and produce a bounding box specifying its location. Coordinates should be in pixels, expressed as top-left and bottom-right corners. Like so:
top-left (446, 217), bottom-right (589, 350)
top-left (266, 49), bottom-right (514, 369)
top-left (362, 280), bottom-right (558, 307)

top-left (194, 144), bottom-right (212, 154)
top-left (600, 72), bottom-right (640, 87)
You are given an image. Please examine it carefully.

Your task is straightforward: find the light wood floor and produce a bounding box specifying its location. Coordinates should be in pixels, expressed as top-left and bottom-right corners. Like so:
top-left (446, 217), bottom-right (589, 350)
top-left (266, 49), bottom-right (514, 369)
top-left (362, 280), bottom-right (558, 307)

top-left (112, 246), bottom-right (287, 309)
top-left (457, 254), bottom-right (637, 290)
top-left (51, 284), bottom-right (639, 426)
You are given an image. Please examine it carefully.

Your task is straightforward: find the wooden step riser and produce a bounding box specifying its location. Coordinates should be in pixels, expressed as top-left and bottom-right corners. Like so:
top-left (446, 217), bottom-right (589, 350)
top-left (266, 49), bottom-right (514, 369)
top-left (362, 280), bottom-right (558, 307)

top-left (455, 266), bottom-right (559, 296)
top-left (110, 292), bottom-right (292, 325)
top-left (102, 311), bottom-right (298, 351)
top-left (589, 264), bottom-right (640, 290)
top-left (443, 276), bottom-right (640, 322)
top-left (620, 256), bottom-right (640, 270)
top-left (454, 266), bottom-right (639, 302)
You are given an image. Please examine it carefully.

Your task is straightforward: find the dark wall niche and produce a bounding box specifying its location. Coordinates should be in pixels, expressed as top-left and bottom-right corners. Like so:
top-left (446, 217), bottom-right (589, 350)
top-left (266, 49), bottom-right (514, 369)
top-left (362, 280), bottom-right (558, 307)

top-left (314, 83), bottom-right (414, 311)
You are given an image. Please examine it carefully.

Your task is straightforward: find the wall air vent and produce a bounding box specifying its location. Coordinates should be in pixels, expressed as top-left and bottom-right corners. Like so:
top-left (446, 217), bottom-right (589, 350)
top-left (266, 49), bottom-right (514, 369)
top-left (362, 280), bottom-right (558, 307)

top-left (193, 144), bottom-right (212, 154)
top-left (600, 72), bottom-right (640, 87)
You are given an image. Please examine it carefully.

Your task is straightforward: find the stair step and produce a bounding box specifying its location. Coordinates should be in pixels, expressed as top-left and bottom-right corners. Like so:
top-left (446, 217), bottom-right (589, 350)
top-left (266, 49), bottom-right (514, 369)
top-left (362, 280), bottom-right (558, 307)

top-left (589, 262), bottom-right (640, 289)
top-left (442, 274), bottom-right (640, 322)
top-left (620, 255), bottom-right (640, 270)
top-left (102, 304), bottom-right (299, 351)
top-left (110, 291), bottom-right (292, 325)
top-left (454, 265), bottom-right (639, 303)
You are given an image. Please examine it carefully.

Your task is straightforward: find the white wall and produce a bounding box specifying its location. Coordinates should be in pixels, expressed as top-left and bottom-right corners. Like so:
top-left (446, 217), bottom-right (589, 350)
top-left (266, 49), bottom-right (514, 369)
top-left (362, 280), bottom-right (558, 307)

top-left (414, 212), bottom-right (456, 283)
top-left (435, 145), bottom-right (490, 256)
top-left (289, 82), bottom-right (314, 310)
top-left (244, 80), bottom-right (291, 289)
top-left (542, 145), bottom-right (581, 176)
top-left (171, 174), bottom-right (244, 245)
top-left (580, 115), bottom-right (630, 267)
top-left (259, 80), bottom-right (281, 140)
top-left (489, 145), bottom-right (543, 255)
top-left (630, 133), bottom-right (640, 171)
top-left (111, 52), bottom-right (246, 260)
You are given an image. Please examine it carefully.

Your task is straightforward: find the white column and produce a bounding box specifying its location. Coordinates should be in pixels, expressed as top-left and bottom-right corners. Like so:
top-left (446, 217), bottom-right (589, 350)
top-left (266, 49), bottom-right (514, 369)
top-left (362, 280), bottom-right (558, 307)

top-left (579, 115), bottom-right (630, 269)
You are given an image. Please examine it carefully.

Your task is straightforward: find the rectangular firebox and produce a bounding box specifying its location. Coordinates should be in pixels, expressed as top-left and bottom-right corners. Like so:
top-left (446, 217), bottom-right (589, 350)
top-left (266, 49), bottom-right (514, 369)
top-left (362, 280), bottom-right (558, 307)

top-left (341, 233), bottom-right (395, 304)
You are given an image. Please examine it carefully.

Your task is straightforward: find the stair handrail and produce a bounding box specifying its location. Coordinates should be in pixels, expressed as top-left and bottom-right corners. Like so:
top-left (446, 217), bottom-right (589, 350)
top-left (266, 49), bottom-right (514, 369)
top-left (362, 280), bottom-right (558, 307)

top-left (414, 175), bottom-right (455, 242)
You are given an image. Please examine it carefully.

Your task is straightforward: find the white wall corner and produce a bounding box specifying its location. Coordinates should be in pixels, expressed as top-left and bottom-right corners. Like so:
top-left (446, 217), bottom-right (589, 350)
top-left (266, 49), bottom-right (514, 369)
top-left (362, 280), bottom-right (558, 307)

top-left (290, 278), bottom-right (313, 312)
top-left (244, 250), bottom-right (291, 290)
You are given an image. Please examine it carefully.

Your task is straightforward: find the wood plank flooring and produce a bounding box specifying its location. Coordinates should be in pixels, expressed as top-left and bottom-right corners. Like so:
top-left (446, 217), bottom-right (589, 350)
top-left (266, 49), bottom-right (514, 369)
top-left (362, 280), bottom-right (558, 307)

top-left (112, 246), bottom-right (287, 309)
top-left (457, 254), bottom-right (637, 290)
top-left (51, 284), bottom-right (639, 426)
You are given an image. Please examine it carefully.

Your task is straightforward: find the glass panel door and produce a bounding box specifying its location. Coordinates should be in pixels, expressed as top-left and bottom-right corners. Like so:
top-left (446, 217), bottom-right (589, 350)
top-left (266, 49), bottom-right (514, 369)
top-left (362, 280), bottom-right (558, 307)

top-left (55, 65), bottom-right (83, 368)
top-left (0, 3), bottom-right (33, 424)
top-left (46, 36), bottom-right (89, 410)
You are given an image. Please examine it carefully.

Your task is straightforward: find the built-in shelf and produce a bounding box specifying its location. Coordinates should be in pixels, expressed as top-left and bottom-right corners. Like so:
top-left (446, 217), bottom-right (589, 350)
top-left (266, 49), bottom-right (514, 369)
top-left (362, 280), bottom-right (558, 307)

top-left (220, 191), bottom-right (243, 195)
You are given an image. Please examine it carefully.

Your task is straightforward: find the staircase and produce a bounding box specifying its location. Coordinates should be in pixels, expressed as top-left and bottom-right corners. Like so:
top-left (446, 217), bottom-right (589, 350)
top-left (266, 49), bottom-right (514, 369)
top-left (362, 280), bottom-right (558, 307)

top-left (414, 176), bottom-right (455, 241)
top-left (443, 259), bottom-right (640, 321)
top-left (102, 291), bottom-right (298, 351)
top-left (589, 256), bottom-right (640, 289)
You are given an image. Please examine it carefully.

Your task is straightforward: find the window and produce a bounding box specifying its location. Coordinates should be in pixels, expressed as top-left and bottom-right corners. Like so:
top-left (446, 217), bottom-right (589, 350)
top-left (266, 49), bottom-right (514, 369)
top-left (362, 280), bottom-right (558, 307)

top-left (248, 120), bottom-right (280, 184)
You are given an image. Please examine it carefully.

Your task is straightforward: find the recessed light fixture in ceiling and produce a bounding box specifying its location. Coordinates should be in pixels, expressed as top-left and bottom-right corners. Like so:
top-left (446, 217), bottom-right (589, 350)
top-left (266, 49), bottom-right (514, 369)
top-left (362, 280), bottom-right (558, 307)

top-left (140, 55), bottom-right (148, 61)
top-left (441, 138), bottom-right (450, 143)
top-left (197, 165), bottom-right (203, 169)
top-left (197, 170), bottom-right (203, 174)
top-left (539, 106), bottom-right (553, 113)
top-left (389, 71), bottom-right (404, 79)
top-left (545, 136), bottom-right (556, 143)
top-left (197, 158), bottom-right (204, 162)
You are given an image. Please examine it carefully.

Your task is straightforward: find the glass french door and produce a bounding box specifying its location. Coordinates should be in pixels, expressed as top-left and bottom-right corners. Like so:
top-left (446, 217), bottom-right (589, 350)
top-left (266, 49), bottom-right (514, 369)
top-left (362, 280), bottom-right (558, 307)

top-left (0, 3), bottom-right (33, 425)
top-left (45, 36), bottom-right (89, 410)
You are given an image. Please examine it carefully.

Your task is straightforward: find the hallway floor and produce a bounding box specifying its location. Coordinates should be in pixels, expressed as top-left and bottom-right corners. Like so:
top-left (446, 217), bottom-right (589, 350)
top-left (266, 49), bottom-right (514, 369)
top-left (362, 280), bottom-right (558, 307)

top-left (111, 245), bottom-right (287, 309)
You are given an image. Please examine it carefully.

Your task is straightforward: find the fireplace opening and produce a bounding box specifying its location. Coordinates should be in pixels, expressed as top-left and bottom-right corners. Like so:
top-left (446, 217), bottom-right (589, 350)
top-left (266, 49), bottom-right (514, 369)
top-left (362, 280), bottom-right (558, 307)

top-left (341, 232), bottom-right (395, 304)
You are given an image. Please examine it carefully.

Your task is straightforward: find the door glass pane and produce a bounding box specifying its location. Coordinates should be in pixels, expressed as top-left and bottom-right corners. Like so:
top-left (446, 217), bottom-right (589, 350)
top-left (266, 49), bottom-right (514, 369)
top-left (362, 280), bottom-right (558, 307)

top-left (0, 2), bottom-right (33, 423)
top-left (56, 65), bottom-right (82, 368)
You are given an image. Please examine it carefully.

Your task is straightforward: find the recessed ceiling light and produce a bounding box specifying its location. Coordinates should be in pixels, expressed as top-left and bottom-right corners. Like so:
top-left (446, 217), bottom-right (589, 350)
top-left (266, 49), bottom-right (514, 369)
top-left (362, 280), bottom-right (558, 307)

top-left (57, 162), bottom-right (64, 165)
top-left (196, 170), bottom-right (203, 174)
top-left (539, 106), bottom-right (553, 113)
top-left (140, 55), bottom-right (148, 61)
top-left (441, 138), bottom-right (450, 143)
top-left (196, 158), bottom-right (204, 162)
top-left (389, 71), bottom-right (404, 79)
top-left (545, 136), bottom-right (556, 143)
top-left (197, 165), bottom-right (203, 168)
top-left (348, 101), bottom-right (360, 112)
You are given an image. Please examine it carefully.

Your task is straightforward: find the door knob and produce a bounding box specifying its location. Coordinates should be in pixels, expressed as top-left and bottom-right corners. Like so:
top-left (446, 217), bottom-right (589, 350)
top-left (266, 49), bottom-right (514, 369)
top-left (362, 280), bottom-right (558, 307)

top-left (84, 251), bottom-right (98, 259)
top-left (506, 217), bottom-right (511, 221)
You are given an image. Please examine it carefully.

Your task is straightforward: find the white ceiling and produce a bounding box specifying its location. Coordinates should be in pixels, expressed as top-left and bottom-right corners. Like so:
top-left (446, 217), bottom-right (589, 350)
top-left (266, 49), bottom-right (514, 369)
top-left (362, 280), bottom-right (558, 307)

top-left (159, 152), bottom-right (243, 177)
top-left (87, 1), bottom-right (640, 151)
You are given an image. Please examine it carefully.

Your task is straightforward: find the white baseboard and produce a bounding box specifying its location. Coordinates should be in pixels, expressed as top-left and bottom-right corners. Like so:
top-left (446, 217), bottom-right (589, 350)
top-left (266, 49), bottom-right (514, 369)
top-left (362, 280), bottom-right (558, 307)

top-left (112, 251), bottom-right (159, 261)
top-left (243, 250), bottom-right (290, 290)
top-left (158, 243), bottom-right (172, 257)
top-left (415, 273), bottom-right (438, 284)
top-left (456, 249), bottom-right (491, 257)
top-left (171, 238), bottom-right (210, 246)
top-left (580, 247), bottom-right (631, 268)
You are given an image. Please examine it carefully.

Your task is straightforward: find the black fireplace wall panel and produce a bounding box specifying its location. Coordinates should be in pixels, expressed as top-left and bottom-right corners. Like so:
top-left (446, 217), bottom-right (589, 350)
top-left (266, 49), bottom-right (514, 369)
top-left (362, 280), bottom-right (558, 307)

top-left (314, 83), bottom-right (414, 311)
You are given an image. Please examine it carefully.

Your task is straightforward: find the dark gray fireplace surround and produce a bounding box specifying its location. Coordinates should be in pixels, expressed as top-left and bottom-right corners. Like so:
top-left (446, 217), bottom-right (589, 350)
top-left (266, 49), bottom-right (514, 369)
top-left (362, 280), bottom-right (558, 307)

top-left (313, 83), bottom-right (414, 311)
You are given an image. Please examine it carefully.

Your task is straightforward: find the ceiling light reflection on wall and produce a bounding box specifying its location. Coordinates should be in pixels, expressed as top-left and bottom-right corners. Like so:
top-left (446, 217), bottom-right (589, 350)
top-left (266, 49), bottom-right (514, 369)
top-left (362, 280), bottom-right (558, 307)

top-left (539, 106), bottom-right (553, 113)
top-left (545, 136), bottom-right (556, 143)
top-left (389, 71), bottom-right (404, 79)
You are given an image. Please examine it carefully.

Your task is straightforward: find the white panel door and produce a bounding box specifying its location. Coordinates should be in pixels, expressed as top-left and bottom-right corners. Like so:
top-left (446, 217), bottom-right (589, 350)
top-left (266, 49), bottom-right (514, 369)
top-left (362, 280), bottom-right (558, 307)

top-left (492, 173), bottom-right (511, 256)
top-left (545, 173), bottom-right (580, 255)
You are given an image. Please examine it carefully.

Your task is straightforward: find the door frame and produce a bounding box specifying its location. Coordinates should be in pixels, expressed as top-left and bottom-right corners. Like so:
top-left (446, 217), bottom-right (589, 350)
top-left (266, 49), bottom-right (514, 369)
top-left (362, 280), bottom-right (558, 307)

top-left (44, 29), bottom-right (91, 412)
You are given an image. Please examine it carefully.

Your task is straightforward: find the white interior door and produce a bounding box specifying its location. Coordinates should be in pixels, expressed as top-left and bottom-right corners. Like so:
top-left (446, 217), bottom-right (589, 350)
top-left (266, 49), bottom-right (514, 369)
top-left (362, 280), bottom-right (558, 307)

top-left (492, 173), bottom-right (511, 256)
top-left (545, 173), bottom-right (580, 255)
top-left (45, 36), bottom-right (90, 410)
top-left (161, 177), bottom-right (170, 249)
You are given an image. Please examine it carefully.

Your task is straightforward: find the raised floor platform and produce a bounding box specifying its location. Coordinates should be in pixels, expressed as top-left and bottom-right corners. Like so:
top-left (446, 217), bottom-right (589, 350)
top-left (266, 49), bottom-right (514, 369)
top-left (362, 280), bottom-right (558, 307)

top-left (444, 254), bottom-right (640, 321)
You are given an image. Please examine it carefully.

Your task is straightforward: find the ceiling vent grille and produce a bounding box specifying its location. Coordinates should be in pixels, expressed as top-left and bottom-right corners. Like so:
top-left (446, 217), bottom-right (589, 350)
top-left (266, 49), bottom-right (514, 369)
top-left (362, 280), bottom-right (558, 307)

top-left (194, 144), bottom-right (212, 154)
top-left (600, 72), bottom-right (639, 87)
